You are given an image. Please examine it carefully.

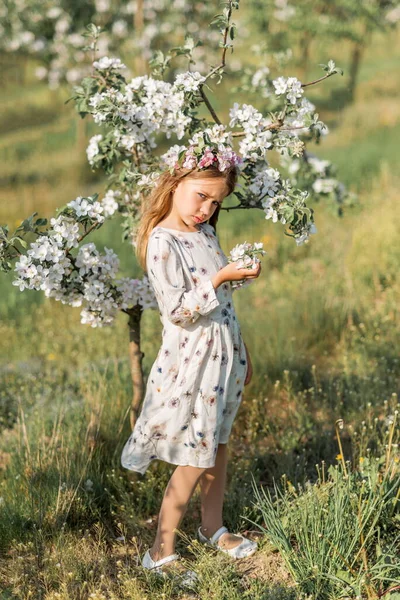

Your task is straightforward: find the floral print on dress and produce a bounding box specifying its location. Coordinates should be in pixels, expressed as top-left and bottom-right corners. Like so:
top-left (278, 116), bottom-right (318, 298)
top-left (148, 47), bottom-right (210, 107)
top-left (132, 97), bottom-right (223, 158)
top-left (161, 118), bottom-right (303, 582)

top-left (121, 222), bottom-right (247, 474)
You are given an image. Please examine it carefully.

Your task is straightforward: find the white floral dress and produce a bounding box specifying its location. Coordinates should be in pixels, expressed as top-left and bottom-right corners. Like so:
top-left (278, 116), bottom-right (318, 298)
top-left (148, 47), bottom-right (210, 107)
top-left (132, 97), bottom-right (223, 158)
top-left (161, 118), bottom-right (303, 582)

top-left (121, 222), bottom-right (247, 474)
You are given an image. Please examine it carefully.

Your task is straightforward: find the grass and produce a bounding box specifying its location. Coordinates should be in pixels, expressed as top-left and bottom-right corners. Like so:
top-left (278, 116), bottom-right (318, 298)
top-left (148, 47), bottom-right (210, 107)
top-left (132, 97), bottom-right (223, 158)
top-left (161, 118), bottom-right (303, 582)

top-left (1, 23), bottom-right (400, 600)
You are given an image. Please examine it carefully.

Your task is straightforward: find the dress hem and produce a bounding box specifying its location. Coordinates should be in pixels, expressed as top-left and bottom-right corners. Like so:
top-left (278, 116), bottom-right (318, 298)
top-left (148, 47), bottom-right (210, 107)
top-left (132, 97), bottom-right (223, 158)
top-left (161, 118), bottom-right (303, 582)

top-left (121, 444), bottom-right (229, 475)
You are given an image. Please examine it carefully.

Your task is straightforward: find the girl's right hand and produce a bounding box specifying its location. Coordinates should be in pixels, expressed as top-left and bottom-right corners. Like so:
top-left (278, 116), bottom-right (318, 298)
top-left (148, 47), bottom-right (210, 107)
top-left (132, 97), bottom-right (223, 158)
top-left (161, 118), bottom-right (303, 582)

top-left (218, 261), bottom-right (262, 284)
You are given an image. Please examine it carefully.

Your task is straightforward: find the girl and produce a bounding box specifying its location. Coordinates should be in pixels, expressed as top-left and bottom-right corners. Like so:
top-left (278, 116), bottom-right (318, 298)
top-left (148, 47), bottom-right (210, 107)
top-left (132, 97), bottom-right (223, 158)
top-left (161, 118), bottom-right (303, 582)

top-left (121, 151), bottom-right (262, 580)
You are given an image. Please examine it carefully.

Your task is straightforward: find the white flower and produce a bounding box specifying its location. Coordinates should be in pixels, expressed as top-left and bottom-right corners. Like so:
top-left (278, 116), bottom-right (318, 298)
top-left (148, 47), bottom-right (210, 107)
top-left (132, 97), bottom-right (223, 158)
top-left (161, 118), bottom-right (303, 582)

top-left (173, 71), bottom-right (206, 92)
top-left (161, 145), bottom-right (186, 169)
top-left (101, 190), bottom-right (120, 217)
top-left (272, 76), bottom-right (288, 96)
top-left (87, 201), bottom-right (105, 223)
top-left (307, 156), bottom-right (331, 175)
top-left (136, 173), bottom-right (159, 189)
top-left (286, 77), bottom-right (303, 104)
top-left (86, 135), bottom-right (103, 166)
top-left (50, 216), bottom-right (80, 247)
top-left (93, 57), bottom-right (126, 71)
top-left (68, 196), bottom-right (90, 217)
top-left (312, 178), bottom-right (337, 194)
top-left (249, 167), bottom-right (281, 200)
top-left (264, 206), bottom-right (279, 222)
top-left (273, 76), bottom-right (304, 105)
top-left (67, 196), bottom-right (104, 222)
top-left (27, 237), bottom-right (65, 263)
top-left (228, 241), bottom-right (266, 290)
top-left (229, 103), bottom-right (273, 161)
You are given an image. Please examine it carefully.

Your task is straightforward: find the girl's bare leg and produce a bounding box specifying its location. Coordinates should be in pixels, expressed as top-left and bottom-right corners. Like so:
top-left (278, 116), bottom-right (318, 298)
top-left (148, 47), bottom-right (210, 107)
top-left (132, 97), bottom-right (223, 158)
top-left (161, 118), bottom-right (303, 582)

top-left (149, 464), bottom-right (207, 561)
top-left (199, 443), bottom-right (243, 549)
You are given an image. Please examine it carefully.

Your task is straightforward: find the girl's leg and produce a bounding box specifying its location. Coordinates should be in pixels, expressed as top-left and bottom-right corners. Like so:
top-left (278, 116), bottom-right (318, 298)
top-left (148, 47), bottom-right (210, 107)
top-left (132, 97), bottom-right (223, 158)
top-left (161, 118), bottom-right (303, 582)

top-left (199, 443), bottom-right (243, 549)
top-left (149, 464), bottom-right (207, 561)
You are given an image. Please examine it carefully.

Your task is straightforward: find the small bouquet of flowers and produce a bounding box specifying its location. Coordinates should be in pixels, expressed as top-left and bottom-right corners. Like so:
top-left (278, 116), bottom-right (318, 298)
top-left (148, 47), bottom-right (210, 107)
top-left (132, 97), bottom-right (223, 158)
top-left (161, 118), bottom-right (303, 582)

top-left (228, 241), bottom-right (266, 290)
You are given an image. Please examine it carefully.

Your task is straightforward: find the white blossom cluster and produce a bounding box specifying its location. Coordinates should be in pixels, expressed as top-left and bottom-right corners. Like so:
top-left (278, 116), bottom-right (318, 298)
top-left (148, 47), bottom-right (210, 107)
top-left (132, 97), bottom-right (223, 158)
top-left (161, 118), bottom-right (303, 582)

top-left (259, 178), bottom-right (317, 245)
top-left (229, 103), bottom-right (273, 161)
top-left (228, 241), bottom-right (266, 290)
top-left (67, 196), bottom-right (105, 223)
top-left (11, 194), bottom-right (156, 326)
top-left (88, 72), bottom-right (197, 153)
top-left (247, 167), bottom-right (281, 207)
top-left (193, 124), bottom-right (233, 146)
top-left (173, 71), bottom-right (206, 92)
top-left (284, 97), bottom-right (317, 130)
top-left (101, 189), bottom-right (120, 217)
top-left (272, 76), bottom-right (304, 105)
top-left (160, 145), bottom-right (186, 169)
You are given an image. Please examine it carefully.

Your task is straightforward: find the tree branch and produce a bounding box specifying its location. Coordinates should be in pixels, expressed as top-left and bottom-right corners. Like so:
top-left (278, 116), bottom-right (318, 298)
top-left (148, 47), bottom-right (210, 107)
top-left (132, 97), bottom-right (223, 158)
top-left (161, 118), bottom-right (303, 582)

top-left (302, 72), bottom-right (335, 88)
top-left (76, 221), bottom-right (100, 244)
top-left (199, 2), bottom-right (235, 123)
top-left (199, 88), bottom-right (221, 125)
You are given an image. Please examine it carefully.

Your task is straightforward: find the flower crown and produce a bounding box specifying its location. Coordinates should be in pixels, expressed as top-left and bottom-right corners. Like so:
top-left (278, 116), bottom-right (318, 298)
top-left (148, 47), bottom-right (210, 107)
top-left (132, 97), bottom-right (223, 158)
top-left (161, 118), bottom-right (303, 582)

top-left (161, 135), bottom-right (243, 175)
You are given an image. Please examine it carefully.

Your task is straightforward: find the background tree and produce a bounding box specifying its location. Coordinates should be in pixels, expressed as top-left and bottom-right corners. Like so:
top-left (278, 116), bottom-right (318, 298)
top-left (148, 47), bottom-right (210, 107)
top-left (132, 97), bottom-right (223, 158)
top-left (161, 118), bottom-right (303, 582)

top-left (247, 0), bottom-right (400, 101)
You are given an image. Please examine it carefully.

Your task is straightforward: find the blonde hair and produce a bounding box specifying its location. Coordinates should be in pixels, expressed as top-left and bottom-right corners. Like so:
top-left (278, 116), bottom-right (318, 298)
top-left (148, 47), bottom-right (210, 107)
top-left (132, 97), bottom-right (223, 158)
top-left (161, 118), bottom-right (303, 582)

top-left (135, 165), bottom-right (238, 271)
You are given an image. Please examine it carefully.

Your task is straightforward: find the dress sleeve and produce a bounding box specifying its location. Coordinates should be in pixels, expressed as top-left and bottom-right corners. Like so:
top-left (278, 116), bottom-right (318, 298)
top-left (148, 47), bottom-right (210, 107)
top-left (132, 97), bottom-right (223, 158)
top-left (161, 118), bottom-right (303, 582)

top-left (146, 231), bottom-right (220, 327)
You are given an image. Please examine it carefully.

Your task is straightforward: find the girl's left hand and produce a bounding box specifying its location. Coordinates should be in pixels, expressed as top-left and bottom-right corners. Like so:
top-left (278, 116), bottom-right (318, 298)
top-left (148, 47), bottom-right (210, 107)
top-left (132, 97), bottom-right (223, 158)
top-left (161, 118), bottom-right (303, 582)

top-left (244, 342), bottom-right (253, 385)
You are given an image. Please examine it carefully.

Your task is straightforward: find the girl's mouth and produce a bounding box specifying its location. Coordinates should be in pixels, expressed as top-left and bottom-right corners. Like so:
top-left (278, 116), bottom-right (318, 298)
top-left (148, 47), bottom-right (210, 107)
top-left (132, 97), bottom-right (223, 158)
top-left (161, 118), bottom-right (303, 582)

top-left (193, 216), bottom-right (203, 223)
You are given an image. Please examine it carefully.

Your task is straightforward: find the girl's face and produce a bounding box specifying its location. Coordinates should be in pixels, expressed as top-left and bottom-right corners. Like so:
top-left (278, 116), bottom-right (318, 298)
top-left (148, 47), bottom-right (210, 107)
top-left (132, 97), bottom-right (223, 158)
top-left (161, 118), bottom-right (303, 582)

top-left (171, 177), bottom-right (228, 227)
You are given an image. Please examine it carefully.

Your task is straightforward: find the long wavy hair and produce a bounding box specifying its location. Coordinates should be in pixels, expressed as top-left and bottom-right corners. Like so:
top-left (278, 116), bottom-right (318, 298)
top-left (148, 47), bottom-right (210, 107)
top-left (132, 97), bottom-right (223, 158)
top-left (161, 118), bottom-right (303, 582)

top-left (135, 165), bottom-right (238, 271)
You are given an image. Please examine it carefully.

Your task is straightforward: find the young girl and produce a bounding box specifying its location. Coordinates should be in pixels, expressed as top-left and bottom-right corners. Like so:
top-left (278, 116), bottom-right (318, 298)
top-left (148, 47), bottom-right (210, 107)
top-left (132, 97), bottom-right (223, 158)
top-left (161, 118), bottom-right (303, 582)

top-left (121, 152), bottom-right (262, 580)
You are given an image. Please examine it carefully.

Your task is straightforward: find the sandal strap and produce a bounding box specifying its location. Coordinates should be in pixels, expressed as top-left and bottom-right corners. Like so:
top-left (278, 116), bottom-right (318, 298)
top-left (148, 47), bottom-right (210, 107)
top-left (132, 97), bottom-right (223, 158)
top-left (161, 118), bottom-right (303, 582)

top-left (210, 526), bottom-right (229, 544)
top-left (149, 551), bottom-right (180, 569)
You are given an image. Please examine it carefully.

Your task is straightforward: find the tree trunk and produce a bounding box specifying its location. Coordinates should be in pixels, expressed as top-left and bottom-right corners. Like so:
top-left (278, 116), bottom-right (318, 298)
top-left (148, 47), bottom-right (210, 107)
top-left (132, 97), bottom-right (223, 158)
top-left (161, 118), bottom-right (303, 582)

top-left (133, 0), bottom-right (146, 75)
top-left (127, 304), bottom-right (145, 429)
top-left (348, 41), bottom-right (364, 102)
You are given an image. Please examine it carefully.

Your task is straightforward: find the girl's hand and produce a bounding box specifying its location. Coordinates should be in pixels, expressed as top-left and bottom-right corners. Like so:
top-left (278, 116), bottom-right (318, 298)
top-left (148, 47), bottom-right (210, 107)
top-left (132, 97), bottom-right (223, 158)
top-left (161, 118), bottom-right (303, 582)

top-left (244, 342), bottom-right (253, 385)
top-left (218, 261), bottom-right (262, 284)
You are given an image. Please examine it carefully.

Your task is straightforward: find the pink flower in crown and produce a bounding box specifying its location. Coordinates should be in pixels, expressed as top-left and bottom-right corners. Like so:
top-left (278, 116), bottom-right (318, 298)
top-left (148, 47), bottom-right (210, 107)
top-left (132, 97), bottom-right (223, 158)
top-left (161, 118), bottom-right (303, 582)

top-left (198, 147), bottom-right (217, 168)
top-left (182, 146), bottom-right (197, 169)
top-left (217, 148), bottom-right (242, 172)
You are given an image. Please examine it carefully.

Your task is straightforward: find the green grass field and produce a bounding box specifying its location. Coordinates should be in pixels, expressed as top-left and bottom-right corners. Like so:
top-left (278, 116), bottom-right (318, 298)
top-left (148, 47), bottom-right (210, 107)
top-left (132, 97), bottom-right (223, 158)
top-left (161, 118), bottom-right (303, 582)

top-left (0, 22), bottom-right (399, 600)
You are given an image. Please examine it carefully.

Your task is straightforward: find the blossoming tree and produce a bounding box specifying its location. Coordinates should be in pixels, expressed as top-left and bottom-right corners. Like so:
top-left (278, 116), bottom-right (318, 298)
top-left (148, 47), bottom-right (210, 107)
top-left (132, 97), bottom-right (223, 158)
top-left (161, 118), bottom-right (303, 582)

top-left (1, 0), bottom-right (349, 434)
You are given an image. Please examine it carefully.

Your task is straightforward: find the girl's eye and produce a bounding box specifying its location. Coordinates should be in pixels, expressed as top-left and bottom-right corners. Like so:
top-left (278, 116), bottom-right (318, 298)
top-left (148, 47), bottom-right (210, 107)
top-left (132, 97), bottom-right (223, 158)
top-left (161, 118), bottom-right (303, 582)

top-left (198, 193), bottom-right (220, 207)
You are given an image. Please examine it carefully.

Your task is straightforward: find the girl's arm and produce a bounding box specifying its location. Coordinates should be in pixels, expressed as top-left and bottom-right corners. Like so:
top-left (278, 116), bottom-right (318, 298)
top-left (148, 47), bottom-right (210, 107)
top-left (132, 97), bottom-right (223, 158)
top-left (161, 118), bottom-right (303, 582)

top-left (147, 232), bottom-right (221, 328)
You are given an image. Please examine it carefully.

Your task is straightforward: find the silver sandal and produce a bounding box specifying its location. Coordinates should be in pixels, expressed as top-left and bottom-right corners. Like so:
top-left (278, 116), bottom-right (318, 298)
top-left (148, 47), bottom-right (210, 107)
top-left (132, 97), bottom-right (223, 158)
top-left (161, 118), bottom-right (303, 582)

top-left (197, 525), bottom-right (257, 559)
top-left (141, 549), bottom-right (198, 588)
